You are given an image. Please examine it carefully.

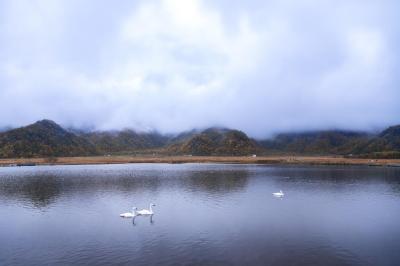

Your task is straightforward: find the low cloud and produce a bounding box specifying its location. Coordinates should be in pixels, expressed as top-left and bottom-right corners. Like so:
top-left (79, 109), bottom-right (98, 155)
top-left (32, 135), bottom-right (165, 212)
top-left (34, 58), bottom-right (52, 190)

top-left (0, 0), bottom-right (399, 137)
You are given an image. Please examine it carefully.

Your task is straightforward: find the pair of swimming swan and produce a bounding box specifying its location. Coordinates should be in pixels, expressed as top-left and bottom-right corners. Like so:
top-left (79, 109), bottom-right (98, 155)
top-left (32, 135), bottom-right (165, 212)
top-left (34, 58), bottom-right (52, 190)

top-left (120, 203), bottom-right (155, 218)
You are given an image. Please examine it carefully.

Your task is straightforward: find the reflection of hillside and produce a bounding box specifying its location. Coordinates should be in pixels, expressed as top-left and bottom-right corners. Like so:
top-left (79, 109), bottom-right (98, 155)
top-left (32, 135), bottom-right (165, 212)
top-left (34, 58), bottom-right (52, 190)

top-left (0, 167), bottom-right (250, 208)
top-left (0, 173), bottom-right (163, 208)
top-left (0, 175), bottom-right (62, 208)
top-left (266, 166), bottom-right (400, 194)
top-left (269, 166), bottom-right (400, 182)
top-left (1, 165), bottom-right (399, 209)
top-left (182, 170), bottom-right (249, 194)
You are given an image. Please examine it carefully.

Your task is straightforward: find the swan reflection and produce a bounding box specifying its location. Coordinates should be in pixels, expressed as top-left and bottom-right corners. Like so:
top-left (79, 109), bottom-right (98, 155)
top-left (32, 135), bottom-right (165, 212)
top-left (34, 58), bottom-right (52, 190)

top-left (132, 214), bottom-right (154, 225)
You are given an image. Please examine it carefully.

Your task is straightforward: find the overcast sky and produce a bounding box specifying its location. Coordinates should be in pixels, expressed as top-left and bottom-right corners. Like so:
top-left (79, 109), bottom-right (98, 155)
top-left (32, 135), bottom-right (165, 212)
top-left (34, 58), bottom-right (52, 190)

top-left (0, 0), bottom-right (399, 137)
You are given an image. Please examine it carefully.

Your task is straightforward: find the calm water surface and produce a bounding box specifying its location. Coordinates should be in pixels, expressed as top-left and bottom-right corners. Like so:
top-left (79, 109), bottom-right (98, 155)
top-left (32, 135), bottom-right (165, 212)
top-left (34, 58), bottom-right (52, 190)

top-left (0, 163), bottom-right (400, 266)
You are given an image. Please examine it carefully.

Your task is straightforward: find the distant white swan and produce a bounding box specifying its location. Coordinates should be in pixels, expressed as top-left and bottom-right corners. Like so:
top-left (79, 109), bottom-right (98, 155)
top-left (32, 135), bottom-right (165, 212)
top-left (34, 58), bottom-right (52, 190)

top-left (137, 203), bottom-right (156, 215)
top-left (120, 207), bottom-right (137, 218)
top-left (273, 190), bottom-right (284, 197)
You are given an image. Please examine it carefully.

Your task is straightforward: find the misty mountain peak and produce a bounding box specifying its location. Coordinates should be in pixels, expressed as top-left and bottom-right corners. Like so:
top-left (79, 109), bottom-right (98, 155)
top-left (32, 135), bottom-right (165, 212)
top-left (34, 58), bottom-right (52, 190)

top-left (34, 119), bottom-right (61, 128)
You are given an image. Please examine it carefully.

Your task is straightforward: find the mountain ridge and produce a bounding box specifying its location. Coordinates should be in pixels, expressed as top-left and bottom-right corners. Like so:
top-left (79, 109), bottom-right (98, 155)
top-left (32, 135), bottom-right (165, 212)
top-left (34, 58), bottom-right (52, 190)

top-left (0, 120), bottom-right (98, 158)
top-left (165, 127), bottom-right (259, 156)
top-left (0, 119), bottom-right (399, 158)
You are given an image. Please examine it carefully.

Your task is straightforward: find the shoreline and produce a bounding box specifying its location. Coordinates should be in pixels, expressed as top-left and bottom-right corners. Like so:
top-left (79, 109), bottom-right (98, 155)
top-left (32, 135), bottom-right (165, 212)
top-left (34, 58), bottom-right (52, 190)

top-left (1, 155), bottom-right (400, 168)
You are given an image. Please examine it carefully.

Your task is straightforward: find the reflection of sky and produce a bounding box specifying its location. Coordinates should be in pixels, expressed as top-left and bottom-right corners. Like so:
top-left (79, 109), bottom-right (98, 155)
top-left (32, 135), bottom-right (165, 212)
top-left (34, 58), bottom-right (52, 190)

top-left (1, 164), bottom-right (400, 209)
top-left (1, 164), bottom-right (400, 265)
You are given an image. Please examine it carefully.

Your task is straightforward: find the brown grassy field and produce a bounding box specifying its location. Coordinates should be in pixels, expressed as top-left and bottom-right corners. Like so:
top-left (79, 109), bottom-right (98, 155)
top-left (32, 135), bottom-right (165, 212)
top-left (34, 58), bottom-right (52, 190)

top-left (1, 155), bottom-right (400, 167)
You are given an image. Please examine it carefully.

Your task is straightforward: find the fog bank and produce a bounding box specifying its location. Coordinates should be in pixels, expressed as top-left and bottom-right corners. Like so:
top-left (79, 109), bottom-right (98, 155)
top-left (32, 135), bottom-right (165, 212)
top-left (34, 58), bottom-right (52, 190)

top-left (0, 0), bottom-right (399, 137)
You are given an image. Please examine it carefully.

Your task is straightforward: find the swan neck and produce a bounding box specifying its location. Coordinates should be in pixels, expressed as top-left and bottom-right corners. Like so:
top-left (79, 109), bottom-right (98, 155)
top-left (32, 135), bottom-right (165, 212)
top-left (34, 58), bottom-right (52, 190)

top-left (149, 204), bottom-right (153, 212)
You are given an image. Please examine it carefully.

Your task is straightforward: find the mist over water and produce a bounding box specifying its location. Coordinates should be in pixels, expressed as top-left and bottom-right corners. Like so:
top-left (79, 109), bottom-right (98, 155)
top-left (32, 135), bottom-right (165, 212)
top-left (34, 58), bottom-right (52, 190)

top-left (1, 164), bottom-right (400, 266)
top-left (1, 0), bottom-right (400, 137)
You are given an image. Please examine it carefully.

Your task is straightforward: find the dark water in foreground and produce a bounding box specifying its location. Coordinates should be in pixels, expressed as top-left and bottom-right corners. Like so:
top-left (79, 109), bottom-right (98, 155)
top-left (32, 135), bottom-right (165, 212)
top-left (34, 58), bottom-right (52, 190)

top-left (0, 163), bottom-right (400, 266)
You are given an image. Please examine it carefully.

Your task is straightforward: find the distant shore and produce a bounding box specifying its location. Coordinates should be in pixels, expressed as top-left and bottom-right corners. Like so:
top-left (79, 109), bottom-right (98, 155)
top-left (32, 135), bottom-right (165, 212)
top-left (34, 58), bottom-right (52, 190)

top-left (1, 155), bottom-right (400, 167)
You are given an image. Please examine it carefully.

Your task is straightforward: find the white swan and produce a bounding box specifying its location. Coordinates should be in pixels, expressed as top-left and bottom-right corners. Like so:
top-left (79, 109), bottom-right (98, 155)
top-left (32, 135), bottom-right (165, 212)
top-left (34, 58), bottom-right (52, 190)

top-left (120, 207), bottom-right (137, 218)
top-left (273, 190), bottom-right (284, 197)
top-left (137, 203), bottom-right (156, 215)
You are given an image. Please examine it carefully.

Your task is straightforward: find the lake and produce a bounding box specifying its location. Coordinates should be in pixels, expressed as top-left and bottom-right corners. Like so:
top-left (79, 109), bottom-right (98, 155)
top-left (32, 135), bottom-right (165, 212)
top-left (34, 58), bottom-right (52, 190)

top-left (0, 163), bottom-right (399, 266)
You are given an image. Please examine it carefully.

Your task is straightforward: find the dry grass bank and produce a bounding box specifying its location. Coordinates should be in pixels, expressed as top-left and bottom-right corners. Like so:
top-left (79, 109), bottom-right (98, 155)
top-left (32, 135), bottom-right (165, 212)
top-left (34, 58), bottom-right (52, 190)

top-left (1, 155), bottom-right (400, 167)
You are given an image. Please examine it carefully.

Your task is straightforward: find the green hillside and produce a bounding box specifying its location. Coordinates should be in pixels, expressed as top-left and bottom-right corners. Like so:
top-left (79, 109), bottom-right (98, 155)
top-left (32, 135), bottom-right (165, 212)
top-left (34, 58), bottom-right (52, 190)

top-left (81, 130), bottom-right (169, 154)
top-left (166, 128), bottom-right (259, 156)
top-left (259, 130), bottom-right (371, 155)
top-left (353, 125), bottom-right (400, 158)
top-left (0, 120), bottom-right (399, 158)
top-left (0, 120), bottom-right (98, 158)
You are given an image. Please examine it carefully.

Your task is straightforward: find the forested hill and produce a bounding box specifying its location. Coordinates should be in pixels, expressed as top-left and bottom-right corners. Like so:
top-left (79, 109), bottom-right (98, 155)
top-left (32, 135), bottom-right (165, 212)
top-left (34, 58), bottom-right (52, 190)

top-left (165, 128), bottom-right (260, 156)
top-left (352, 125), bottom-right (400, 158)
top-left (258, 127), bottom-right (400, 158)
top-left (79, 130), bottom-right (169, 153)
top-left (0, 120), bottom-right (399, 158)
top-left (0, 120), bottom-right (98, 158)
top-left (258, 130), bottom-right (371, 155)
